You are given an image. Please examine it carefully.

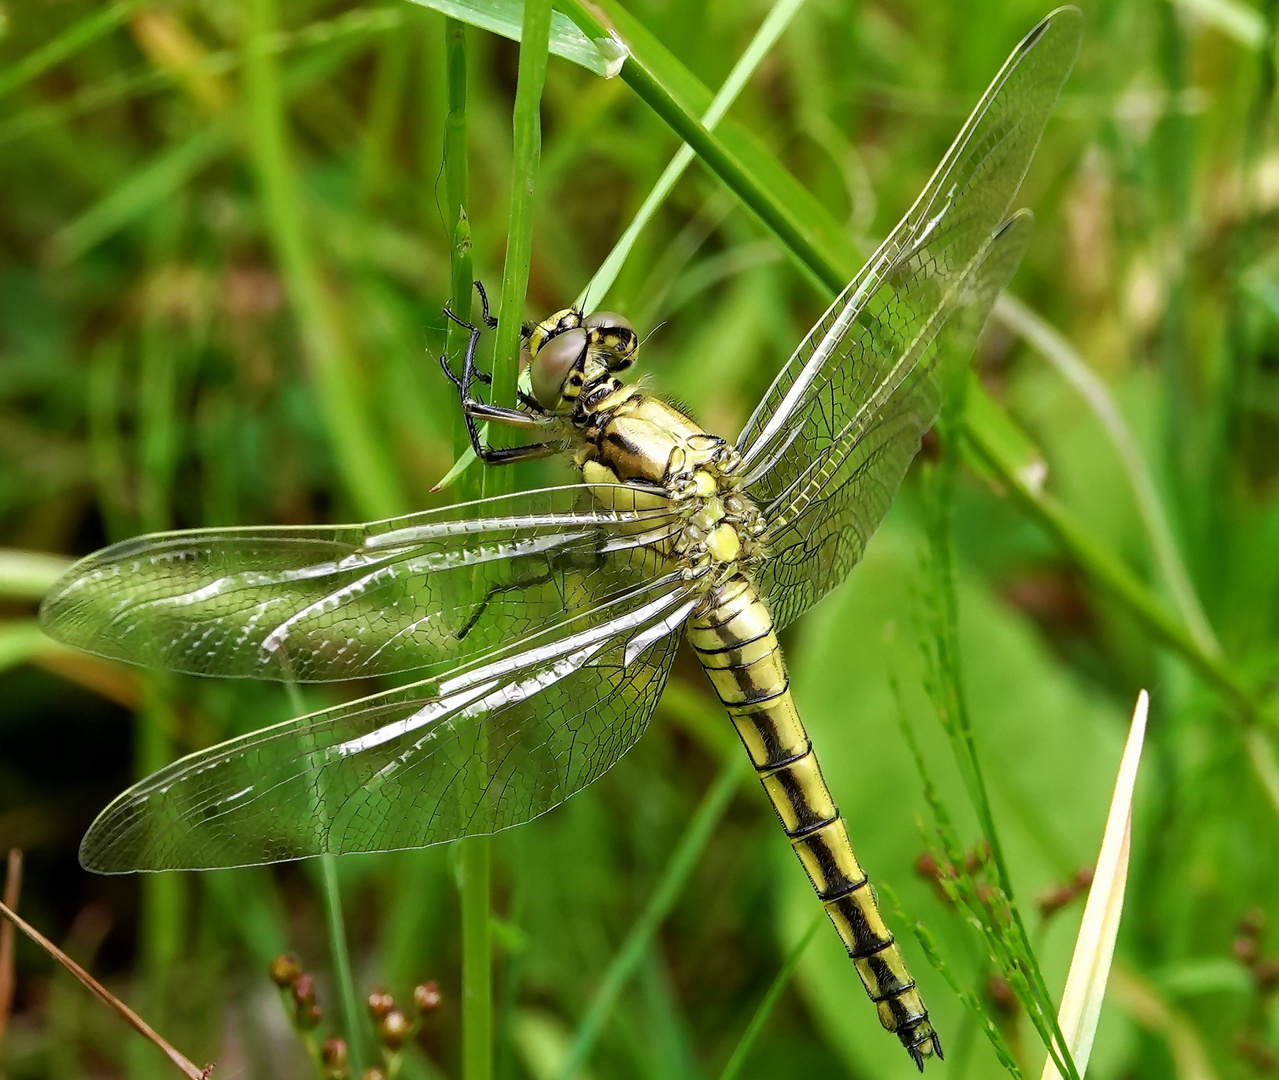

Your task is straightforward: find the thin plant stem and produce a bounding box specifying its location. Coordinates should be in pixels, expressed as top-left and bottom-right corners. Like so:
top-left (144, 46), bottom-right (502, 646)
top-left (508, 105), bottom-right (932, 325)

top-left (576, 0), bottom-right (810, 313)
top-left (283, 680), bottom-right (365, 1073)
top-left (0, 850), bottom-right (22, 1053)
top-left (319, 854), bottom-right (363, 1069)
top-left (487, 0), bottom-right (553, 444)
top-left (555, 756), bottom-right (742, 1080)
top-left (0, 900), bottom-right (206, 1079)
top-left (923, 428), bottom-right (1080, 1080)
top-left (995, 294), bottom-right (1218, 657)
top-left (460, 836), bottom-right (493, 1080)
top-left (442, 19), bottom-right (492, 1080)
top-left (717, 909), bottom-right (823, 1080)
top-left (459, 6), bottom-right (553, 1078)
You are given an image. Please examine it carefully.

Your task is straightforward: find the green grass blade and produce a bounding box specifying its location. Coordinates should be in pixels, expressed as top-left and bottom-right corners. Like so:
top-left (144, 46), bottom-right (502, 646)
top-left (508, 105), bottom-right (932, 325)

top-left (460, 6), bottom-right (554, 1079)
top-left (0, 551), bottom-right (72, 601)
top-left (487, 0), bottom-right (553, 456)
top-left (244, 0), bottom-right (406, 523)
top-left (282, 679), bottom-right (366, 1073)
top-left (554, 757), bottom-right (743, 1080)
top-left (997, 295), bottom-right (1220, 657)
top-left (0, 0), bottom-right (136, 100)
top-left (576, 0), bottom-right (810, 313)
top-left (49, 126), bottom-right (228, 266)
top-left (407, 0), bottom-right (623, 76)
top-left (717, 909), bottom-right (822, 1080)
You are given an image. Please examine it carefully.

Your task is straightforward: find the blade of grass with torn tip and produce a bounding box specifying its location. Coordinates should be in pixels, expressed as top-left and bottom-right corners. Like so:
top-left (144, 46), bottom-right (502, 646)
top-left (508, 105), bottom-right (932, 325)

top-left (0, 900), bottom-right (207, 1079)
top-left (576, 0), bottom-right (810, 313)
top-left (1040, 691), bottom-right (1148, 1080)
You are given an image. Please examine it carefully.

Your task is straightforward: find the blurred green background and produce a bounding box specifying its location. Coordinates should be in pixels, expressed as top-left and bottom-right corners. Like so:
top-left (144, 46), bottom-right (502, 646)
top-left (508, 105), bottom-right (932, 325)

top-left (2, 0), bottom-right (1278, 1077)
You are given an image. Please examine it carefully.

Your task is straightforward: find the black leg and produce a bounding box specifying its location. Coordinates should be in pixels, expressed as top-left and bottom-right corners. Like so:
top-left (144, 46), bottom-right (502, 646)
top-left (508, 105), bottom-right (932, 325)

top-left (473, 280), bottom-right (499, 329)
top-left (439, 296), bottom-right (559, 466)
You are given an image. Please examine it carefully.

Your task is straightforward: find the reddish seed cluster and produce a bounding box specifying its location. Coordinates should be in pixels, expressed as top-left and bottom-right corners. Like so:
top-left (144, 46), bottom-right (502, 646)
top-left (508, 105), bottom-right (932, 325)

top-left (1231, 911), bottom-right (1279, 1073)
top-left (268, 955), bottom-right (443, 1080)
top-left (915, 844), bottom-right (1010, 923)
top-left (1035, 865), bottom-right (1095, 920)
top-left (985, 974), bottom-right (1019, 1018)
top-left (1234, 910), bottom-right (1279, 994)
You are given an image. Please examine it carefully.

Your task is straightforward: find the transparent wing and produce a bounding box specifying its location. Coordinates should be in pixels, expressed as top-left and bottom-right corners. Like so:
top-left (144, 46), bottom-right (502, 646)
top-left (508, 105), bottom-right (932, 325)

top-left (735, 9), bottom-right (1081, 627)
top-left (79, 572), bottom-right (700, 872)
top-left (754, 213), bottom-right (1033, 627)
top-left (41, 485), bottom-right (685, 683)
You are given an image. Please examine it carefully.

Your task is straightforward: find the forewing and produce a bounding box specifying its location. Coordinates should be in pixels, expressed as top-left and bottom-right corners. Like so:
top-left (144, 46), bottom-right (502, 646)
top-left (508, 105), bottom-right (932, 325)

top-left (79, 573), bottom-right (699, 872)
top-left (41, 485), bottom-right (683, 682)
top-left (753, 213), bottom-right (1033, 627)
top-left (736, 9), bottom-right (1080, 628)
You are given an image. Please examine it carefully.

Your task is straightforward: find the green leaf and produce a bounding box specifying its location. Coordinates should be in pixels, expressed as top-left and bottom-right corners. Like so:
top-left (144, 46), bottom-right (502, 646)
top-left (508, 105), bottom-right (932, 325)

top-left (406, 0), bottom-right (625, 76)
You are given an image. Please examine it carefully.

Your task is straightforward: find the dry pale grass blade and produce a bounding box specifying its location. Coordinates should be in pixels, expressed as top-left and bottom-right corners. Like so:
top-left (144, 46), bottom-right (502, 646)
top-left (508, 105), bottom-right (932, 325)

top-left (0, 898), bottom-right (212, 1079)
top-left (0, 849), bottom-right (23, 1051)
top-left (1041, 689), bottom-right (1149, 1080)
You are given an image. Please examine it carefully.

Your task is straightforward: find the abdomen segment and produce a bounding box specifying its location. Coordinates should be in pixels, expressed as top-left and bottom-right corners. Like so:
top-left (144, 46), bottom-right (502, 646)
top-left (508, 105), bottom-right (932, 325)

top-left (687, 576), bottom-right (943, 1070)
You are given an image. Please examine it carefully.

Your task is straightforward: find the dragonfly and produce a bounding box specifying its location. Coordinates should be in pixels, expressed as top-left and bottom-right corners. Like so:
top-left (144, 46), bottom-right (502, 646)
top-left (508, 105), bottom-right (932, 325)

top-left (40, 8), bottom-right (1080, 1069)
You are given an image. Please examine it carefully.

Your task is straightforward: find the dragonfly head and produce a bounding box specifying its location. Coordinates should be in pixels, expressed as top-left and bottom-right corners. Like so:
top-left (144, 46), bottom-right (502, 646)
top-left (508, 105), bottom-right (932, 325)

top-left (526, 309), bottom-right (638, 413)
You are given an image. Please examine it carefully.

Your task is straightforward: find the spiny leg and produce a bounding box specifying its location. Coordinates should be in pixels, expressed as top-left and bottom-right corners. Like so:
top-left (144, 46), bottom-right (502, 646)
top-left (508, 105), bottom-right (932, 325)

top-left (439, 285), bottom-right (560, 466)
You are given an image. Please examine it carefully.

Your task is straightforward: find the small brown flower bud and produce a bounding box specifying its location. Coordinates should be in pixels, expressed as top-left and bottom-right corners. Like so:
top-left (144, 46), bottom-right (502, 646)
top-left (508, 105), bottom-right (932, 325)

top-left (986, 974), bottom-right (1018, 1017)
top-left (367, 988), bottom-right (395, 1020)
top-left (915, 853), bottom-right (941, 881)
top-left (321, 1036), bottom-right (348, 1069)
top-left (297, 1000), bottom-right (323, 1030)
top-left (292, 973), bottom-right (316, 1006)
top-left (378, 1009), bottom-right (413, 1050)
top-left (1037, 885), bottom-right (1074, 919)
top-left (1240, 909), bottom-right (1267, 938)
top-left (1253, 957), bottom-right (1279, 993)
top-left (269, 954), bottom-right (303, 988)
top-left (1234, 936), bottom-right (1259, 965)
top-left (413, 981), bottom-right (442, 1014)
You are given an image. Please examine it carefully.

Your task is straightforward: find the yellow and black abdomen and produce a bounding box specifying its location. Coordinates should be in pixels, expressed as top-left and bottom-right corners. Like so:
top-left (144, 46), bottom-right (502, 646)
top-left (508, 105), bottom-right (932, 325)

top-left (687, 576), bottom-right (942, 1069)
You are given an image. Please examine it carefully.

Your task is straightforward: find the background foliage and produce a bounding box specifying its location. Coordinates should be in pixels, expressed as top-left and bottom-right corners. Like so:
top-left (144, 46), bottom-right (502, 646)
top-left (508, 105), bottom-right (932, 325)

top-left (2, 0), bottom-right (1278, 1077)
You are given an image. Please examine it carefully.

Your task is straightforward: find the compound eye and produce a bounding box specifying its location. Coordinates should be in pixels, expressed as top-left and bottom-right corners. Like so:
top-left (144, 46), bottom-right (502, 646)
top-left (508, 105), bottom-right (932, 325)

top-left (582, 311), bottom-right (634, 335)
top-left (530, 327), bottom-right (586, 409)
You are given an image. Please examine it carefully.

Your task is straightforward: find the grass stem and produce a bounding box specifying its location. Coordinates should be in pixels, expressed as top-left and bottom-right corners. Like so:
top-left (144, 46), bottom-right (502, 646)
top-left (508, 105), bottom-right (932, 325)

top-left (319, 854), bottom-right (365, 1073)
top-left (717, 910), bottom-right (822, 1080)
top-left (555, 756), bottom-right (742, 1080)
